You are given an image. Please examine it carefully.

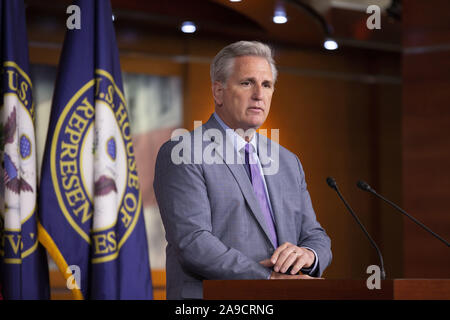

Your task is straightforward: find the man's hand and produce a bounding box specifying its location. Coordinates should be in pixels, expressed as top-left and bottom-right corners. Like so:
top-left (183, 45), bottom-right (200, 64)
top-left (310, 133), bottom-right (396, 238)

top-left (260, 242), bottom-right (316, 275)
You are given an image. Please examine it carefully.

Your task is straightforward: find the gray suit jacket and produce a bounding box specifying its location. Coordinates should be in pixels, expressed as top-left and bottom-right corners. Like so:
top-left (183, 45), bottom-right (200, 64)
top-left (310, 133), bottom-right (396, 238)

top-left (153, 115), bottom-right (332, 299)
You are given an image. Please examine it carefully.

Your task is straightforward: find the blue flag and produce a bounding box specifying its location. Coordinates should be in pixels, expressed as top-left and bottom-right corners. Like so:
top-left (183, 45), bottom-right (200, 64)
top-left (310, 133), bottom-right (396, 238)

top-left (0, 0), bottom-right (50, 299)
top-left (38, 0), bottom-right (152, 299)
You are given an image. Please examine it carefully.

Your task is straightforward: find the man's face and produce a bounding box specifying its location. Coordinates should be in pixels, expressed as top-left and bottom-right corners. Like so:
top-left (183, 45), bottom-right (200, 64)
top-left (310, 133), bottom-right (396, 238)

top-left (214, 55), bottom-right (274, 132)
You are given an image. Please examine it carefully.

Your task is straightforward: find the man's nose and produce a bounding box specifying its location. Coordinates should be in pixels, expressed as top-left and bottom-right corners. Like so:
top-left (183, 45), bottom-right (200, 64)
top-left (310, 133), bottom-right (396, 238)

top-left (252, 84), bottom-right (263, 100)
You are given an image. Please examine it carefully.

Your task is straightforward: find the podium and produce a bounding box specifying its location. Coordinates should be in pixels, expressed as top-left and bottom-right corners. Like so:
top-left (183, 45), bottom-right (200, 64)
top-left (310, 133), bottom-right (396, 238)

top-left (203, 279), bottom-right (450, 300)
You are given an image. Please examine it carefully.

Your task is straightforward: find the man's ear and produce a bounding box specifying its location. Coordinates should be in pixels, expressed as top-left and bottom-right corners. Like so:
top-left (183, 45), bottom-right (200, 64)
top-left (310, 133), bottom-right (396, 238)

top-left (212, 81), bottom-right (224, 107)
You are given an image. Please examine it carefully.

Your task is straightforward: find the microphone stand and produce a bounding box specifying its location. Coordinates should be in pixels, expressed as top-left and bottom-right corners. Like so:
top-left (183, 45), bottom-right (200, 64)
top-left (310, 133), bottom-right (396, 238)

top-left (327, 177), bottom-right (386, 279)
top-left (357, 180), bottom-right (450, 247)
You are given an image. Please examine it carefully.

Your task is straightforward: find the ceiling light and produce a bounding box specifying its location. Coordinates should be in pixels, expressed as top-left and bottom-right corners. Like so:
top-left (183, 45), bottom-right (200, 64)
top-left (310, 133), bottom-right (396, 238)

top-left (181, 21), bottom-right (196, 34)
top-left (323, 38), bottom-right (338, 50)
top-left (273, 7), bottom-right (287, 24)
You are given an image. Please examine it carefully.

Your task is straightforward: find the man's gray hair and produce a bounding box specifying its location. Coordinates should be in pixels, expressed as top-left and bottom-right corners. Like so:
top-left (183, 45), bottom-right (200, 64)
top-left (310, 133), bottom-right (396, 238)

top-left (210, 41), bottom-right (278, 85)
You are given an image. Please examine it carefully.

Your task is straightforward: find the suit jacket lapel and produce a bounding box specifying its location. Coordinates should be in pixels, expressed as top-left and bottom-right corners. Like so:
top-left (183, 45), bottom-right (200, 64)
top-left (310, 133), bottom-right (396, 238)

top-left (203, 115), bottom-right (276, 247)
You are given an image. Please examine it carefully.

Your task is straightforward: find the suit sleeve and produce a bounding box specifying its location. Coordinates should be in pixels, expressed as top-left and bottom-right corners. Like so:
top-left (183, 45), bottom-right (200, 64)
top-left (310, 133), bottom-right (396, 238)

top-left (153, 140), bottom-right (272, 280)
top-left (294, 155), bottom-right (332, 277)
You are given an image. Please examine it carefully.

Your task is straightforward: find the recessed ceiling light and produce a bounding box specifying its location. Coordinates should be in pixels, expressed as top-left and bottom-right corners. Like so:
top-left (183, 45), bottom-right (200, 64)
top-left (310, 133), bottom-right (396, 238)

top-left (273, 8), bottom-right (287, 24)
top-left (323, 38), bottom-right (338, 50)
top-left (181, 21), bottom-right (196, 34)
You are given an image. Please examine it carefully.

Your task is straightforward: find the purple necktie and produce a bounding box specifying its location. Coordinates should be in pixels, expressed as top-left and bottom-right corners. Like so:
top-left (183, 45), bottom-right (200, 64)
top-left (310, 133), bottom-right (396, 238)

top-left (245, 143), bottom-right (278, 248)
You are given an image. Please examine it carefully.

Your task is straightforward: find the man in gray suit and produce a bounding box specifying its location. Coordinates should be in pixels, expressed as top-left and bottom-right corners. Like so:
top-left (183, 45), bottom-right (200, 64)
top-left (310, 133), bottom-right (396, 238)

top-left (154, 41), bottom-right (332, 300)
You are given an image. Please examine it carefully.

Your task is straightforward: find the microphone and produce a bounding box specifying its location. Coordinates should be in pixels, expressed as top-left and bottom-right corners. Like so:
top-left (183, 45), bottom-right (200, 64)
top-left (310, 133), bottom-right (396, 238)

top-left (326, 177), bottom-right (386, 279)
top-left (357, 180), bottom-right (450, 247)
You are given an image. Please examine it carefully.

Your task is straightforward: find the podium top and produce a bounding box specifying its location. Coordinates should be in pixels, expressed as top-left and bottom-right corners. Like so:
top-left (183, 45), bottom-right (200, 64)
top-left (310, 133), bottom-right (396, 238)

top-left (203, 279), bottom-right (450, 300)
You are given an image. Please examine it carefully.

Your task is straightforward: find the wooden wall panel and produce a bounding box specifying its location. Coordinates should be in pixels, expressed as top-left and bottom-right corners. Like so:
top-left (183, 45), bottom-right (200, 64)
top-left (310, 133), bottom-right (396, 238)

top-left (402, 0), bottom-right (450, 278)
top-left (378, 84), bottom-right (403, 279)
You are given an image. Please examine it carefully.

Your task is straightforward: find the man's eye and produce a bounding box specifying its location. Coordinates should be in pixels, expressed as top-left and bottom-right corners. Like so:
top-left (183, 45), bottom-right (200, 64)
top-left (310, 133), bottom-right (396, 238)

top-left (241, 81), bottom-right (250, 86)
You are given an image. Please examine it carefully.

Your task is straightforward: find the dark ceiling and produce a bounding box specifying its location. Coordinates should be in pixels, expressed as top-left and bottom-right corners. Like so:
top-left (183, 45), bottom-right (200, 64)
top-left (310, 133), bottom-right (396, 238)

top-left (25, 0), bottom-right (401, 52)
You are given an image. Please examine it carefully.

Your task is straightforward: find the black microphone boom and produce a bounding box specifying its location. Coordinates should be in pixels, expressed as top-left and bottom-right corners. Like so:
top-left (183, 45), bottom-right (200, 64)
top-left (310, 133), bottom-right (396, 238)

top-left (326, 177), bottom-right (386, 280)
top-left (357, 180), bottom-right (450, 247)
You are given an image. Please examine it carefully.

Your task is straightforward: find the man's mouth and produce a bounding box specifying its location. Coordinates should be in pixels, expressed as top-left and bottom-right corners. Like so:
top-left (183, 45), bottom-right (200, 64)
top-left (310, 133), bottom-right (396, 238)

top-left (248, 106), bottom-right (264, 112)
